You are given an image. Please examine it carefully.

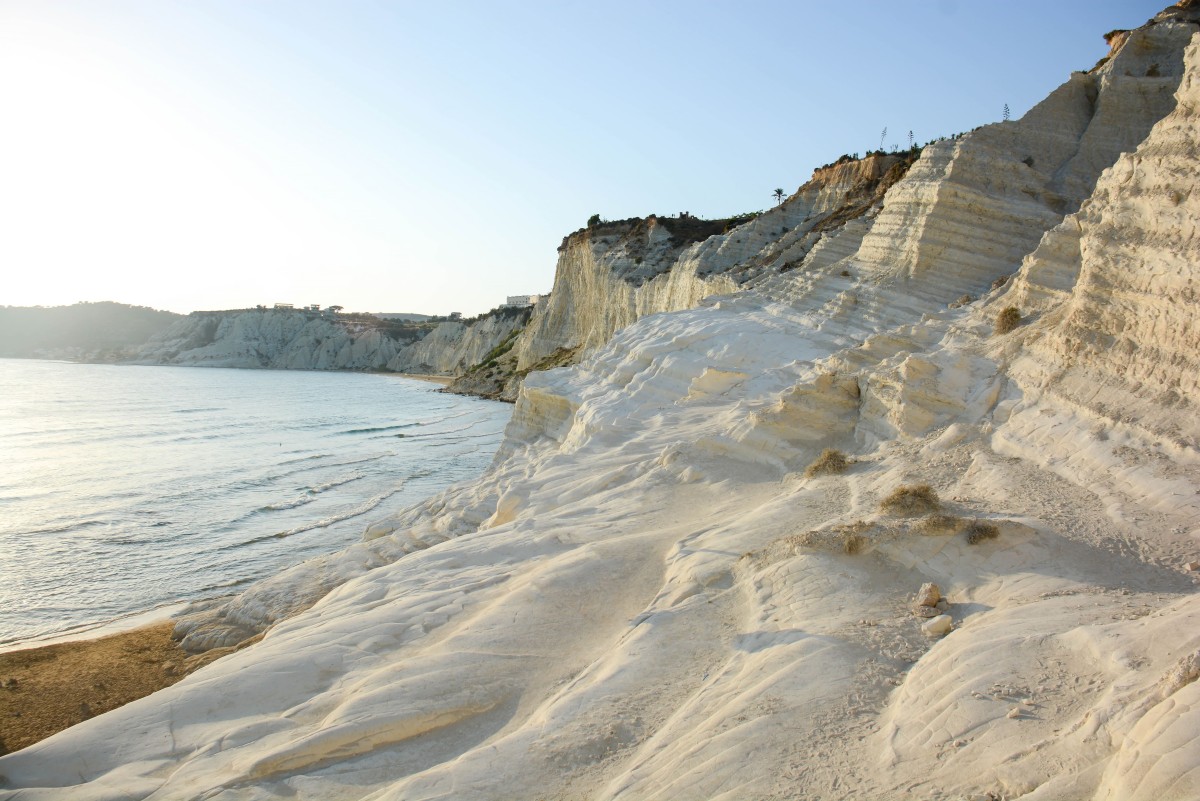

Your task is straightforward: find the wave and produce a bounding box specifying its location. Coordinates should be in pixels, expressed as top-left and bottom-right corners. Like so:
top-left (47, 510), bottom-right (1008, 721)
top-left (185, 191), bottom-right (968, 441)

top-left (195, 576), bottom-right (254, 593)
top-left (401, 423), bottom-right (479, 438)
top-left (262, 453), bottom-right (390, 484)
top-left (167, 431), bottom-right (239, 443)
top-left (290, 453), bottom-right (389, 473)
top-left (260, 495), bottom-right (317, 512)
top-left (11, 519), bottom-right (107, 537)
top-left (309, 473), bottom-right (365, 493)
top-left (224, 487), bottom-right (406, 550)
top-left (278, 453), bottom-right (333, 466)
top-left (257, 473), bottom-right (365, 511)
top-left (337, 422), bottom-right (423, 436)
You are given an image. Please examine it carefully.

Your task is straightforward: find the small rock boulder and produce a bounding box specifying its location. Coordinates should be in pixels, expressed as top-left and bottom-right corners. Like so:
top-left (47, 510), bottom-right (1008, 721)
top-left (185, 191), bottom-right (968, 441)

top-left (912, 604), bottom-right (940, 618)
top-left (916, 582), bottom-right (941, 607)
top-left (921, 614), bottom-right (953, 637)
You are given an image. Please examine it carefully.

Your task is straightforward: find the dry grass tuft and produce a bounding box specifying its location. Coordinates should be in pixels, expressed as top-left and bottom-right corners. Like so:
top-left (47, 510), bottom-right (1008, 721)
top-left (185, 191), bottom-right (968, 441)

top-left (790, 521), bottom-right (872, 555)
top-left (804, 448), bottom-right (851, 478)
top-left (994, 306), bottom-right (1022, 335)
top-left (921, 513), bottom-right (963, 534)
top-left (965, 520), bottom-right (1000, 544)
top-left (880, 484), bottom-right (940, 515)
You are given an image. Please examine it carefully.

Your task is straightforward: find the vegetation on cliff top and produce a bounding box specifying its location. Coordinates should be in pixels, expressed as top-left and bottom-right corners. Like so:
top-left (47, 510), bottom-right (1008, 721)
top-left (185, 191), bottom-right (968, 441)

top-left (566, 211), bottom-right (765, 252)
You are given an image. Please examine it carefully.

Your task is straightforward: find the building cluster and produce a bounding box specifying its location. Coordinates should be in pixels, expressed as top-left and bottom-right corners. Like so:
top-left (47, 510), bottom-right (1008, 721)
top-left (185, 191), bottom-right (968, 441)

top-left (269, 303), bottom-right (343, 316)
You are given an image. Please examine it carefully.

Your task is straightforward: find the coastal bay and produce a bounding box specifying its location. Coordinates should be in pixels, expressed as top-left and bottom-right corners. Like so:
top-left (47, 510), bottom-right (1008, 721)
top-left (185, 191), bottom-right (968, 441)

top-left (0, 360), bottom-right (511, 649)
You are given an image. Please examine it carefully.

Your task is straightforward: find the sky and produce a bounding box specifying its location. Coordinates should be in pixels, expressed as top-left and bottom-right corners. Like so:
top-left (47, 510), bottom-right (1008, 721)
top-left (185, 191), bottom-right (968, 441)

top-left (0, 0), bottom-right (1172, 316)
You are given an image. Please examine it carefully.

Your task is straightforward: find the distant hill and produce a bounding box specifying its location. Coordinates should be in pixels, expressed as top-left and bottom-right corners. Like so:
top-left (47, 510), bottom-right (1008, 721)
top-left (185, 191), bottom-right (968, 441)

top-left (0, 301), bottom-right (183, 361)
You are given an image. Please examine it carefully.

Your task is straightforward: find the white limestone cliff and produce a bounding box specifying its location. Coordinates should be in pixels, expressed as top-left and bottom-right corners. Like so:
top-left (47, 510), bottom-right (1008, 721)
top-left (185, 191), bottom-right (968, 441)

top-left (386, 307), bottom-right (530, 376)
top-left (514, 154), bottom-right (913, 372)
top-left (503, 12), bottom-right (1191, 385)
top-left (131, 307), bottom-right (530, 379)
top-left (133, 310), bottom-right (407, 370)
top-left (4, 7), bottom-right (1200, 801)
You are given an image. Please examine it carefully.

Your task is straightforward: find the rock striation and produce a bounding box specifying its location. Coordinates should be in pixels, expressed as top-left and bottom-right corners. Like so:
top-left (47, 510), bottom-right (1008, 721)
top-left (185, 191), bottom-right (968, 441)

top-left (133, 309), bottom-right (408, 370)
top-left (513, 154), bottom-right (915, 373)
top-left (5, 6), bottom-right (1200, 801)
top-left (386, 306), bottom-right (530, 376)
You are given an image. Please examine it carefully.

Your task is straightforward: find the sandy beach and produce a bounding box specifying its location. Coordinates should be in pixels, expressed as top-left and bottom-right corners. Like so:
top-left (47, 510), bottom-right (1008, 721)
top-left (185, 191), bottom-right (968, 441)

top-left (392, 372), bottom-right (454, 386)
top-left (0, 621), bottom-right (238, 755)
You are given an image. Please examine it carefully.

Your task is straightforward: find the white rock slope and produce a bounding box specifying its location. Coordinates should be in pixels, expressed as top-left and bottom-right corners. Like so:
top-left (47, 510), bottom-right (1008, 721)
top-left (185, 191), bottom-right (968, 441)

top-left (4, 8), bottom-right (1200, 801)
top-left (134, 310), bottom-right (406, 370)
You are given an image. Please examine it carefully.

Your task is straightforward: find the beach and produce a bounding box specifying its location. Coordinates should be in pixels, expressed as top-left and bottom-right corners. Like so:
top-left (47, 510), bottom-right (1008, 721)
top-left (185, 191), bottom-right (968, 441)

top-left (392, 372), bottom-right (454, 386)
top-left (0, 621), bottom-right (202, 754)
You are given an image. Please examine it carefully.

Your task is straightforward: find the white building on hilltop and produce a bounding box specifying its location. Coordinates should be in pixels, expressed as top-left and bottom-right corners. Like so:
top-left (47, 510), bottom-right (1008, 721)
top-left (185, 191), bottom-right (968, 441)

top-left (504, 294), bottom-right (543, 308)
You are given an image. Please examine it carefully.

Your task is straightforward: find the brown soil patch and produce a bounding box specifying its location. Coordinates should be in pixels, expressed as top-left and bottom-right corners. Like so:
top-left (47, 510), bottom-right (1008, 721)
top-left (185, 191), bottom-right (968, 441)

top-left (0, 622), bottom-right (215, 755)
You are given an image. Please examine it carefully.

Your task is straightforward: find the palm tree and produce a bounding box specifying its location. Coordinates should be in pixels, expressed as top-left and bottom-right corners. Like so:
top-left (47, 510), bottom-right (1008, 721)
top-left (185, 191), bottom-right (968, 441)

top-left (773, 188), bottom-right (785, 205)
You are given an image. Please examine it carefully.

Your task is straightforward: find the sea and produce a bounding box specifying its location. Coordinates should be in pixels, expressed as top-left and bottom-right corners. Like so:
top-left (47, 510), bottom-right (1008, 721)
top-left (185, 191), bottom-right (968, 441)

top-left (0, 359), bottom-right (512, 650)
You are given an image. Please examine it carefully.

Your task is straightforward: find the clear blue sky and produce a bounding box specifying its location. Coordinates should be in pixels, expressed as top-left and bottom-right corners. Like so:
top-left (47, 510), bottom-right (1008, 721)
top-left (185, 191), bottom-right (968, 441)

top-left (0, 0), bottom-right (1170, 316)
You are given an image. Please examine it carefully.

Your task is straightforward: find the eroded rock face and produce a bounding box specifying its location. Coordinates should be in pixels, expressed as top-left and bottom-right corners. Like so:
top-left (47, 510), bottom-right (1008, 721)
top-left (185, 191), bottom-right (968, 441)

top-left (387, 308), bottom-right (530, 376)
top-left (506, 19), bottom-right (1193, 386)
top-left (133, 310), bottom-right (406, 370)
top-left (514, 155), bottom-right (912, 371)
top-left (131, 307), bottom-right (532, 381)
top-left (1010, 29), bottom-right (1200, 446)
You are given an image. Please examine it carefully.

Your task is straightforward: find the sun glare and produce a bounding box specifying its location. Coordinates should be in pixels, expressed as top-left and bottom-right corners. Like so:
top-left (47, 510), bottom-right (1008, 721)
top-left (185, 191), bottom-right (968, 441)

top-left (0, 13), bottom-right (337, 310)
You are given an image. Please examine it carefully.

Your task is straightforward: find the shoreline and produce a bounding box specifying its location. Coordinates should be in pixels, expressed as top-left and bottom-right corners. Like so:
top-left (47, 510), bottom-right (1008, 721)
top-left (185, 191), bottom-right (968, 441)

top-left (4, 357), bottom-right (465, 390)
top-left (0, 608), bottom-right (254, 755)
top-left (390, 372), bottom-right (454, 386)
top-left (0, 361), bottom-right (471, 757)
top-left (0, 621), bottom-right (199, 755)
top-left (0, 602), bottom-right (190, 657)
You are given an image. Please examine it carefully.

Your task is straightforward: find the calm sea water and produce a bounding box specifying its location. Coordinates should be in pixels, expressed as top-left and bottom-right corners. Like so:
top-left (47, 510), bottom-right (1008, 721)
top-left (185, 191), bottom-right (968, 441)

top-left (0, 359), bottom-right (511, 648)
